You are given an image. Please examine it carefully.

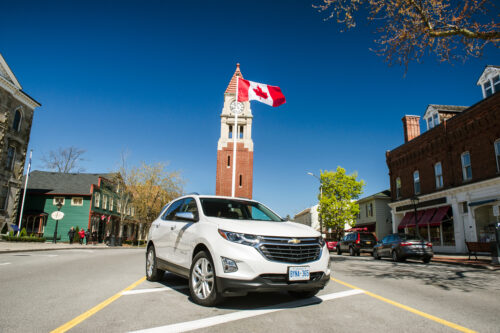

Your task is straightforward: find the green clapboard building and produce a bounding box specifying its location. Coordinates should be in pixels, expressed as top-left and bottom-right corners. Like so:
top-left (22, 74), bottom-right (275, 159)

top-left (20, 171), bottom-right (139, 243)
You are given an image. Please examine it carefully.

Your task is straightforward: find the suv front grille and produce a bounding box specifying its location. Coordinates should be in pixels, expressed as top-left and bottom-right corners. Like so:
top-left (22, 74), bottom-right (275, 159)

top-left (260, 272), bottom-right (324, 284)
top-left (257, 236), bottom-right (322, 264)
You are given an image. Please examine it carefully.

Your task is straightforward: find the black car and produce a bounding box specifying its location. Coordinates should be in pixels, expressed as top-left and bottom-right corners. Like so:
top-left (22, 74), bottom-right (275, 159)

top-left (373, 233), bottom-right (434, 263)
top-left (336, 232), bottom-right (377, 256)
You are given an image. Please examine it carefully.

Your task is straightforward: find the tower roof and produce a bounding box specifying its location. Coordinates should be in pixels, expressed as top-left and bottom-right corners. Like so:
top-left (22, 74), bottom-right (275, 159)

top-left (224, 63), bottom-right (244, 94)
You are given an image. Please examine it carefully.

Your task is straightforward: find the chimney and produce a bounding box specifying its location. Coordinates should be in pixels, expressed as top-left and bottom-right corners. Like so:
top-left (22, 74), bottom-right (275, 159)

top-left (402, 115), bottom-right (420, 143)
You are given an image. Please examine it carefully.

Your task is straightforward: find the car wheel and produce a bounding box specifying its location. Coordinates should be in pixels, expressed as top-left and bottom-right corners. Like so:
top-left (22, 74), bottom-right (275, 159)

top-left (392, 250), bottom-right (399, 262)
top-left (373, 249), bottom-right (380, 260)
top-left (189, 251), bottom-right (222, 307)
top-left (349, 247), bottom-right (355, 256)
top-left (146, 245), bottom-right (164, 282)
top-left (423, 257), bottom-right (431, 264)
top-left (356, 251), bottom-right (360, 256)
top-left (336, 247), bottom-right (342, 255)
top-left (289, 288), bottom-right (321, 299)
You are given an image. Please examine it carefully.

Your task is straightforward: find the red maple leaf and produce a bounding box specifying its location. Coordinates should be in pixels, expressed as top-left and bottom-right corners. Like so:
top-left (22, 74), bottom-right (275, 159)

top-left (253, 85), bottom-right (268, 99)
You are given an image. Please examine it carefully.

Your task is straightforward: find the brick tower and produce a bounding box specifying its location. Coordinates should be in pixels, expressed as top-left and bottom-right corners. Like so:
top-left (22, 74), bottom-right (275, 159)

top-left (216, 64), bottom-right (253, 199)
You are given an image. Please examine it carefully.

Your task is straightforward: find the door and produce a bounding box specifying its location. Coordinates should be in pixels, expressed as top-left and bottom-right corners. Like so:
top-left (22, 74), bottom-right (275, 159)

top-left (379, 235), bottom-right (392, 257)
top-left (170, 197), bottom-right (199, 268)
top-left (155, 198), bottom-right (184, 261)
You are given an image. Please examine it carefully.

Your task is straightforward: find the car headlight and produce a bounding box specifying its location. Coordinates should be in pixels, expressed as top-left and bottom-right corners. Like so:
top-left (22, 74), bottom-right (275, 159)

top-left (318, 237), bottom-right (325, 247)
top-left (218, 229), bottom-right (260, 246)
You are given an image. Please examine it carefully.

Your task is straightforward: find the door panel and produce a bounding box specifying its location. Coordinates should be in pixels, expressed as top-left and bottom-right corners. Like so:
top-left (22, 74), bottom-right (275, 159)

top-left (170, 198), bottom-right (199, 268)
top-left (157, 199), bottom-right (184, 261)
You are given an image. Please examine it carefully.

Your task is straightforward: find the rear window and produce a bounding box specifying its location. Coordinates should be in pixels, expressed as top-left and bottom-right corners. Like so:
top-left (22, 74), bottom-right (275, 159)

top-left (360, 233), bottom-right (377, 241)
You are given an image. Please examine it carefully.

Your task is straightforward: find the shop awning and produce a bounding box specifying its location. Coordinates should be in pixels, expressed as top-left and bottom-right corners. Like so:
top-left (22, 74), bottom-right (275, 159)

top-left (429, 206), bottom-right (451, 226)
top-left (347, 223), bottom-right (375, 232)
top-left (468, 199), bottom-right (498, 207)
top-left (398, 212), bottom-right (414, 230)
top-left (418, 208), bottom-right (437, 226)
top-left (406, 210), bottom-right (425, 228)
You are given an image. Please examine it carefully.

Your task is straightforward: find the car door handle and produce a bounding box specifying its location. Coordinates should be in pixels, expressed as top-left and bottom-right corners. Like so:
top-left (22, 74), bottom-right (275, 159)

top-left (171, 226), bottom-right (176, 230)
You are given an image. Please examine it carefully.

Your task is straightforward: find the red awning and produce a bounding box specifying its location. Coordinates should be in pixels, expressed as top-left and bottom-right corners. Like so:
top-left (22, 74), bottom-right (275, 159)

top-left (429, 206), bottom-right (451, 226)
top-left (406, 210), bottom-right (425, 228)
top-left (418, 208), bottom-right (437, 226)
top-left (398, 212), bottom-right (414, 230)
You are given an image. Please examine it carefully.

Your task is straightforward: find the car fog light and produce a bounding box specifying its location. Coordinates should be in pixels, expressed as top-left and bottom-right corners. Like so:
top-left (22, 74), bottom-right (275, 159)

top-left (221, 257), bottom-right (238, 273)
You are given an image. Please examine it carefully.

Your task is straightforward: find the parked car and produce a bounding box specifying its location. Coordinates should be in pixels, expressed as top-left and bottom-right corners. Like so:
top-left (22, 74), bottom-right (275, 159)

top-left (326, 240), bottom-right (338, 251)
top-left (146, 195), bottom-right (331, 306)
top-left (336, 232), bottom-right (377, 256)
top-left (373, 233), bottom-right (433, 263)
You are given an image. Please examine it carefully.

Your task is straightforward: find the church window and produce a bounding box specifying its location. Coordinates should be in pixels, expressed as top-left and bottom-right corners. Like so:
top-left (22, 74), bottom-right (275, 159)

top-left (12, 109), bottom-right (22, 132)
top-left (6, 146), bottom-right (15, 170)
top-left (229, 125), bottom-right (233, 139)
top-left (239, 126), bottom-right (244, 139)
top-left (227, 155), bottom-right (230, 167)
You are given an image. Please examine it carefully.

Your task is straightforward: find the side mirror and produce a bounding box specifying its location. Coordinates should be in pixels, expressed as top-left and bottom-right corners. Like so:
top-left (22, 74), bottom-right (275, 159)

top-left (175, 212), bottom-right (196, 222)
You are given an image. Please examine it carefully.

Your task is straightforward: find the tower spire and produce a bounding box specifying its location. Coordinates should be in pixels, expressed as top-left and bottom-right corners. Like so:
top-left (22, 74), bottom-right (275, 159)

top-left (225, 63), bottom-right (244, 94)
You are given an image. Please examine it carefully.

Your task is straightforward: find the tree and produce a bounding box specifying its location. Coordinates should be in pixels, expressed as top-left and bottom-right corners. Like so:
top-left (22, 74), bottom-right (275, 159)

top-left (41, 146), bottom-right (86, 173)
top-left (314, 0), bottom-right (499, 68)
top-left (317, 167), bottom-right (364, 240)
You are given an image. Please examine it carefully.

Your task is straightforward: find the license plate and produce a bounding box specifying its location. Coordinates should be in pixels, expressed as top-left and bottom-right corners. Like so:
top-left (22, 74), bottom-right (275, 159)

top-left (366, 241), bottom-right (371, 245)
top-left (288, 266), bottom-right (310, 281)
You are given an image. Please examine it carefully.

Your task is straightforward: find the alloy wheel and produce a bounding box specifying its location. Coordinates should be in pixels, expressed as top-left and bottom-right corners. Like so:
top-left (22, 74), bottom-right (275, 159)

top-left (191, 257), bottom-right (215, 300)
top-left (146, 248), bottom-right (154, 278)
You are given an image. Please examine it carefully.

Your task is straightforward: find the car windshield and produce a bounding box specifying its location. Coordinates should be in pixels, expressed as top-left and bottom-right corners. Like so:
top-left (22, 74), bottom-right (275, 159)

top-left (360, 233), bottom-right (377, 241)
top-left (200, 198), bottom-right (282, 222)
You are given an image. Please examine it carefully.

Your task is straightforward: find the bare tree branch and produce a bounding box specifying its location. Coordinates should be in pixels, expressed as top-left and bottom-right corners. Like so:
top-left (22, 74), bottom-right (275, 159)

top-left (41, 146), bottom-right (86, 173)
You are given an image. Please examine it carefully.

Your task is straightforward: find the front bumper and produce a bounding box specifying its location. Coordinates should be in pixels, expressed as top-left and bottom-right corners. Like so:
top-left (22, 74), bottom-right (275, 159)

top-left (216, 271), bottom-right (330, 295)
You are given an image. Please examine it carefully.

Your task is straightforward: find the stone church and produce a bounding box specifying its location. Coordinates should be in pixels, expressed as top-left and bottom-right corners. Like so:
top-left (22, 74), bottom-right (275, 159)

top-left (0, 53), bottom-right (40, 233)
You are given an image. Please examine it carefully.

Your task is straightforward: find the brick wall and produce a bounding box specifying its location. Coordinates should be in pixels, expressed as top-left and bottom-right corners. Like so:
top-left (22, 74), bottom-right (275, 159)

top-left (216, 142), bottom-right (253, 199)
top-left (386, 92), bottom-right (500, 201)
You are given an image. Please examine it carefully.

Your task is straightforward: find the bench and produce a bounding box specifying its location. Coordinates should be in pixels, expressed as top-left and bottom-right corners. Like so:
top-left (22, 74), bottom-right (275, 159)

top-left (465, 242), bottom-right (493, 260)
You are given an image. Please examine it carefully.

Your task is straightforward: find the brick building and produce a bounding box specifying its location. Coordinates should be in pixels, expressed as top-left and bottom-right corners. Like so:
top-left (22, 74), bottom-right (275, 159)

top-left (215, 64), bottom-right (253, 199)
top-left (386, 65), bottom-right (500, 253)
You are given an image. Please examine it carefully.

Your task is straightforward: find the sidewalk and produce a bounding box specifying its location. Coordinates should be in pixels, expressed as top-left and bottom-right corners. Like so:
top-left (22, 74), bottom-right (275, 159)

top-left (0, 240), bottom-right (112, 254)
top-left (432, 253), bottom-right (500, 270)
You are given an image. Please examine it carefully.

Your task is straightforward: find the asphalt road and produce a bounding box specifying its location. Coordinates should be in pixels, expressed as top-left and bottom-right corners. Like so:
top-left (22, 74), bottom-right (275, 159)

top-left (0, 249), bottom-right (498, 333)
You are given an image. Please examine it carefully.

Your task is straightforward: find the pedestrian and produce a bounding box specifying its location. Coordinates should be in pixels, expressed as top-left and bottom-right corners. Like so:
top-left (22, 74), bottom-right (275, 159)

top-left (85, 229), bottom-right (90, 245)
top-left (78, 228), bottom-right (85, 245)
top-left (92, 229), bottom-right (98, 245)
top-left (68, 227), bottom-right (75, 244)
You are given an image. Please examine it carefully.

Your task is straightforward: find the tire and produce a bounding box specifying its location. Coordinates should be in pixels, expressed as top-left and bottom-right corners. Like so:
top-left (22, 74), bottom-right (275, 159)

top-left (392, 250), bottom-right (399, 262)
top-left (289, 288), bottom-right (321, 299)
top-left (349, 247), bottom-right (355, 256)
top-left (146, 245), bottom-right (164, 282)
top-left (423, 257), bottom-right (431, 264)
top-left (373, 249), bottom-right (380, 260)
top-left (189, 251), bottom-right (222, 307)
top-left (356, 251), bottom-right (361, 256)
top-left (336, 247), bottom-right (342, 255)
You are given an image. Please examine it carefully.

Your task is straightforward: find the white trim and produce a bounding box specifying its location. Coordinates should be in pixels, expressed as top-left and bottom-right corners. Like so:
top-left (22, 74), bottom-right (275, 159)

top-left (53, 197), bottom-right (65, 206)
top-left (494, 139), bottom-right (500, 173)
top-left (71, 197), bottom-right (83, 206)
top-left (0, 53), bottom-right (21, 89)
top-left (0, 77), bottom-right (40, 109)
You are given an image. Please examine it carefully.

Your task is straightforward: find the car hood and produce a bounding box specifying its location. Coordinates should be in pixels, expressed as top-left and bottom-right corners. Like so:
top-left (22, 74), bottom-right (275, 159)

top-left (207, 217), bottom-right (320, 238)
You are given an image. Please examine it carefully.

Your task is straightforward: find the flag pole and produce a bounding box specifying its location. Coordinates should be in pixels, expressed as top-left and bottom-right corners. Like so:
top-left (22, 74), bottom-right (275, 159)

top-left (17, 149), bottom-right (32, 236)
top-left (231, 75), bottom-right (239, 197)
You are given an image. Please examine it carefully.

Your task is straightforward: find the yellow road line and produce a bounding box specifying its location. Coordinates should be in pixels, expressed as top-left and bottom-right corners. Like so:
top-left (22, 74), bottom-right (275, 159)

top-left (331, 277), bottom-right (477, 333)
top-left (51, 276), bottom-right (146, 333)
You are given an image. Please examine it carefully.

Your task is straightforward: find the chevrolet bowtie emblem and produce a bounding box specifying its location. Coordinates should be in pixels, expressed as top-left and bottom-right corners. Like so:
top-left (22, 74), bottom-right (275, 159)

top-left (288, 238), bottom-right (301, 244)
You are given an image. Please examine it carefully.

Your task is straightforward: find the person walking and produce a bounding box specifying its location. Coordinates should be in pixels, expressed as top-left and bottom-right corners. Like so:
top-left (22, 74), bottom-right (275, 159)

top-left (92, 229), bottom-right (98, 245)
top-left (85, 229), bottom-right (90, 245)
top-left (78, 228), bottom-right (85, 245)
top-left (68, 227), bottom-right (75, 244)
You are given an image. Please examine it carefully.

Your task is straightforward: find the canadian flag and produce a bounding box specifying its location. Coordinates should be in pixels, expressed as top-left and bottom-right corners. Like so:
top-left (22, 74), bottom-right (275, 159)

top-left (237, 78), bottom-right (286, 107)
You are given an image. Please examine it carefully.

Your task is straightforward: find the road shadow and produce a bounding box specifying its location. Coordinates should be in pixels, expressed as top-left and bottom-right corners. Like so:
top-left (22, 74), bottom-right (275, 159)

top-left (331, 256), bottom-right (500, 292)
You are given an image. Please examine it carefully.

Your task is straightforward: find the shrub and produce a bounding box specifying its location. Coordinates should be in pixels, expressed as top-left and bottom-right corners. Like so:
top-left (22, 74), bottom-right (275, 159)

top-left (20, 228), bottom-right (27, 237)
top-left (8, 230), bottom-right (14, 237)
top-left (1, 235), bottom-right (46, 242)
top-left (73, 226), bottom-right (80, 243)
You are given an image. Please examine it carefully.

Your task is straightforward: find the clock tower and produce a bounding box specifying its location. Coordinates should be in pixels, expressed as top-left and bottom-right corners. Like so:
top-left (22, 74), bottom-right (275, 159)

top-left (216, 64), bottom-right (253, 198)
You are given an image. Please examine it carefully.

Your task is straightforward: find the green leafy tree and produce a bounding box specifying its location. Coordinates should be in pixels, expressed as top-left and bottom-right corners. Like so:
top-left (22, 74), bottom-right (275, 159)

top-left (74, 226), bottom-right (80, 243)
top-left (318, 167), bottom-right (364, 240)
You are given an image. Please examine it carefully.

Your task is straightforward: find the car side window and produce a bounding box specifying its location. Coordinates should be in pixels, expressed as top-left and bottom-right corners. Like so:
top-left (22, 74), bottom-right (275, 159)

top-left (179, 197), bottom-right (199, 221)
top-left (162, 199), bottom-right (184, 220)
top-left (382, 236), bottom-right (390, 244)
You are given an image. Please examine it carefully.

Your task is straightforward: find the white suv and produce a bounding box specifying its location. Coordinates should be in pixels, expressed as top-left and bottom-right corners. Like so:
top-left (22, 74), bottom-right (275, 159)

top-left (146, 195), bottom-right (330, 306)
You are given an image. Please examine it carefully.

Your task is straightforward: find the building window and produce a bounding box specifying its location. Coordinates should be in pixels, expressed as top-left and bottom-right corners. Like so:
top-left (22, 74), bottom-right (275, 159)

top-left (484, 80), bottom-right (493, 97)
top-left (12, 109), bottom-right (22, 132)
top-left (227, 155), bottom-right (230, 167)
top-left (53, 197), bottom-right (65, 206)
top-left (110, 198), bottom-right (114, 211)
top-left (495, 139), bottom-right (500, 172)
top-left (413, 171), bottom-right (420, 194)
top-left (0, 186), bottom-right (9, 210)
top-left (239, 126), bottom-right (244, 139)
top-left (103, 195), bottom-right (108, 210)
top-left (368, 203), bottom-right (373, 217)
top-left (427, 118), bottom-right (433, 129)
top-left (461, 202), bottom-right (468, 214)
top-left (494, 75), bottom-right (500, 94)
top-left (433, 113), bottom-right (439, 126)
top-left (461, 152), bottom-right (472, 181)
top-left (434, 162), bottom-right (443, 189)
top-left (6, 146), bottom-right (15, 170)
top-left (117, 201), bottom-right (121, 214)
top-left (94, 193), bottom-right (100, 208)
top-left (239, 174), bottom-right (242, 187)
top-left (228, 125), bottom-right (233, 139)
top-left (396, 177), bottom-right (401, 199)
top-left (71, 197), bottom-right (83, 206)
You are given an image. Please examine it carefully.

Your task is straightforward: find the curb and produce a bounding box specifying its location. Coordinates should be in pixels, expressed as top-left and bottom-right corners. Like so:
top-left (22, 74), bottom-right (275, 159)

top-left (0, 246), bottom-right (141, 254)
top-left (431, 258), bottom-right (500, 270)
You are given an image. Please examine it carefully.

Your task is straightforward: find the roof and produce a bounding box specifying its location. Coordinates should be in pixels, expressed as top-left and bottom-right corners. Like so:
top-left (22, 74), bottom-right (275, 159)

top-left (357, 190), bottom-right (391, 203)
top-left (477, 65), bottom-right (500, 85)
top-left (25, 170), bottom-right (114, 195)
top-left (224, 63), bottom-right (244, 94)
top-left (427, 104), bottom-right (468, 113)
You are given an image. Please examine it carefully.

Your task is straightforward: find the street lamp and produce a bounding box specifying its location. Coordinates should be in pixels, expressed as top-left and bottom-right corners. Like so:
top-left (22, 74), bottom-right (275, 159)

top-left (53, 202), bottom-right (62, 244)
top-left (307, 172), bottom-right (324, 237)
top-left (410, 196), bottom-right (419, 238)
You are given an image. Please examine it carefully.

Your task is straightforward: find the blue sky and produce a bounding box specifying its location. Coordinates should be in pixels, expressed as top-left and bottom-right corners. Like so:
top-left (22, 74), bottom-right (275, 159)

top-left (1, 0), bottom-right (498, 217)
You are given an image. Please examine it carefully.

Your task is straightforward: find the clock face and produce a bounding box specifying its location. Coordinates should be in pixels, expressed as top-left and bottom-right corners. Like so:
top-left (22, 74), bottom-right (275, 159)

top-left (230, 100), bottom-right (244, 114)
